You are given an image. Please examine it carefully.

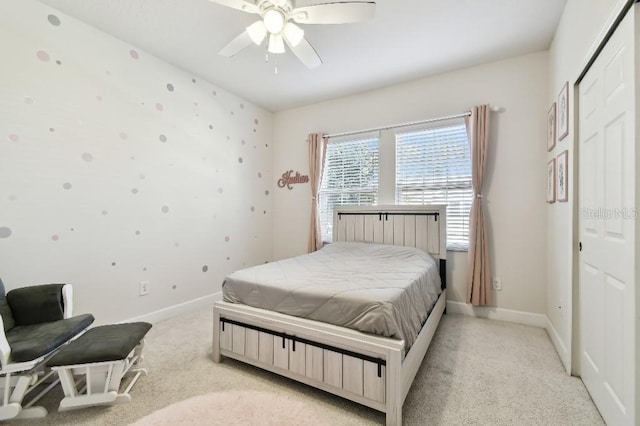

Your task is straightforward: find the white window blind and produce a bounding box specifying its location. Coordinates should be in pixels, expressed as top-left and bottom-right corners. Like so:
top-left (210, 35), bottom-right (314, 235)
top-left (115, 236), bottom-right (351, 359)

top-left (319, 137), bottom-right (379, 242)
top-left (395, 123), bottom-right (472, 250)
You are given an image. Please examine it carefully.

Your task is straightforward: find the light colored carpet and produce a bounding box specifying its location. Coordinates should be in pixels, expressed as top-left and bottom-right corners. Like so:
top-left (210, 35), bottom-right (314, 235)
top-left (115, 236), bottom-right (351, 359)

top-left (129, 390), bottom-right (330, 426)
top-left (14, 308), bottom-right (603, 425)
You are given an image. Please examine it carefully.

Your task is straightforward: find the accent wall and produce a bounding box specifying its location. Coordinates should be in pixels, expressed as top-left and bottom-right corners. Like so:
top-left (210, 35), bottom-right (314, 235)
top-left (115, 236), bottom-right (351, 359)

top-left (0, 0), bottom-right (273, 324)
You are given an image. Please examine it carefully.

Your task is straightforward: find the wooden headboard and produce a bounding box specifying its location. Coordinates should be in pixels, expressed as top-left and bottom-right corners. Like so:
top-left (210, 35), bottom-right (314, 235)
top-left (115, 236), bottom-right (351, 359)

top-left (333, 205), bottom-right (447, 289)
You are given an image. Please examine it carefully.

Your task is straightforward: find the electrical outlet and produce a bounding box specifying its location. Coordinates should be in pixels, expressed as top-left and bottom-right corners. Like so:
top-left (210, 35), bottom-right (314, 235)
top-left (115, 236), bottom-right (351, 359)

top-left (139, 281), bottom-right (150, 296)
top-left (492, 277), bottom-right (502, 291)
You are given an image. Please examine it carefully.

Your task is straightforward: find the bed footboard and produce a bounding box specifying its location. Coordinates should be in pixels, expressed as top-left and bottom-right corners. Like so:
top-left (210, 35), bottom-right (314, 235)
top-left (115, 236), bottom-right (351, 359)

top-left (212, 290), bottom-right (446, 426)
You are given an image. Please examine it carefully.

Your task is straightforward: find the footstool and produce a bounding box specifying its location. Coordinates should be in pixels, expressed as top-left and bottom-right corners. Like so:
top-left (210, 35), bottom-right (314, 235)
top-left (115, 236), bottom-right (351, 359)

top-left (46, 322), bottom-right (152, 411)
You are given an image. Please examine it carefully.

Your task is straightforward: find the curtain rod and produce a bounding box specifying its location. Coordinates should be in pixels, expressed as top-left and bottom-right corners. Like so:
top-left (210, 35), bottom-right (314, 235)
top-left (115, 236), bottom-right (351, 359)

top-left (325, 107), bottom-right (501, 139)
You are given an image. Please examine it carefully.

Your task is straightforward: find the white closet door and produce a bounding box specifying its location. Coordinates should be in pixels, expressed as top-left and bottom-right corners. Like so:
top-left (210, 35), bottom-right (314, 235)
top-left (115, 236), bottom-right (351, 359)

top-left (578, 6), bottom-right (636, 426)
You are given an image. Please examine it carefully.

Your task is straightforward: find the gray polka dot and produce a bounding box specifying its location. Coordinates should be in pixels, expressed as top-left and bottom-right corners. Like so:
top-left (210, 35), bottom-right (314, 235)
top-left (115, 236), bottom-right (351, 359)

top-left (172, 285), bottom-right (177, 289)
top-left (8, 195), bottom-right (17, 201)
top-left (0, 227), bottom-right (12, 238)
top-left (111, 262), bottom-right (116, 266)
top-left (132, 188), bottom-right (139, 194)
top-left (63, 182), bottom-right (72, 190)
top-left (238, 157), bottom-right (243, 163)
top-left (202, 265), bottom-right (208, 272)
top-left (161, 205), bottom-right (169, 213)
top-left (167, 83), bottom-right (174, 91)
top-left (81, 153), bottom-right (93, 162)
top-left (209, 125), bottom-right (213, 130)
top-left (217, 188), bottom-right (223, 194)
top-left (192, 78), bottom-right (196, 83)
top-left (265, 190), bottom-right (269, 195)
top-left (135, 230), bottom-right (141, 235)
top-left (49, 128), bottom-right (55, 132)
top-left (102, 210), bottom-right (108, 215)
top-left (159, 134), bottom-right (167, 143)
top-left (48, 14), bottom-right (61, 26)
top-left (56, 60), bottom-right (62, 65)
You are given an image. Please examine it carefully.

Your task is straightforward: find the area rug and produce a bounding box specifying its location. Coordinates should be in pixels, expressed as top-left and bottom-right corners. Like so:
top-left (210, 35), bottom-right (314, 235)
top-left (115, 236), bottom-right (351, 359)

top-left (129, 390), bottom-right (331, 426)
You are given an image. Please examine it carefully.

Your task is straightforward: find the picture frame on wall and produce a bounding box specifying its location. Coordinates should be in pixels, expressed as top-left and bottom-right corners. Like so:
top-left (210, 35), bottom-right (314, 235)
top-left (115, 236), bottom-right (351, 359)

top-left (547, 102), bottom-right (556, 151)
top-left (547, 159), bottom-right (556, 203)
top-left (557, 82), bottom-right (569, 141)
top-left (557, 150), bottom-right (568, 202)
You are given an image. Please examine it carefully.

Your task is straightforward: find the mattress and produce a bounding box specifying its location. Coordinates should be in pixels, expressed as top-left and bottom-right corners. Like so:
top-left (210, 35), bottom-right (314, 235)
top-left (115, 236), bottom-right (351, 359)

top-left (222, 242), bottom-right (442, 347)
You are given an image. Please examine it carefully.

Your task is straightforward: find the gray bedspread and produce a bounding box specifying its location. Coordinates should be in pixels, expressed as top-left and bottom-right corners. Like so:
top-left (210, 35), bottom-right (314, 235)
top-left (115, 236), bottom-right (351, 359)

top-left (222, 242), bottom-right (442, 347)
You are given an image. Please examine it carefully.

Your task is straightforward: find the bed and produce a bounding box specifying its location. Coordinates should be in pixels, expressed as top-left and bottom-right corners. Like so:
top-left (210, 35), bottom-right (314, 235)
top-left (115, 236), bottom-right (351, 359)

top-left (212, 205), bottom-right (447, 425)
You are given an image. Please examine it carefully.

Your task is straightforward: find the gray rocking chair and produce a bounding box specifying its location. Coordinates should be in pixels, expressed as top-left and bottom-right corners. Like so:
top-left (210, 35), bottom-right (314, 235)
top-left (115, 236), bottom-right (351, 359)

top-left (0, 278), bottom-right (94, 420)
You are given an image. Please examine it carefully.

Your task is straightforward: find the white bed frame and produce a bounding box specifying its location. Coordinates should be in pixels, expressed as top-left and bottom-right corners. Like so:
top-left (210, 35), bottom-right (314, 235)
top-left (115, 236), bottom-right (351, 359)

top-left (212, 205), bottom-right (447, 426)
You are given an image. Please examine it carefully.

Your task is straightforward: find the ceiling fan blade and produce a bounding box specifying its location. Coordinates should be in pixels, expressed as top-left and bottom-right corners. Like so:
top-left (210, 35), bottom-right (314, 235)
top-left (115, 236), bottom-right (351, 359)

top-left (284, 36), bottom-right (322, 69)
top-left (219, 30), bottom-right (254, 57)
top-left (291, 2), bottom-right (375, 24)
top-left (208, 0), bottom-right (259, 14)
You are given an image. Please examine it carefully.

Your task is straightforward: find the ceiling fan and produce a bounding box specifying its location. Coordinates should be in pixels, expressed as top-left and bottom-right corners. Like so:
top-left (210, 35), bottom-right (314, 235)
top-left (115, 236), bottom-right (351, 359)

top-left (211, 0), bottom-right (376, 69)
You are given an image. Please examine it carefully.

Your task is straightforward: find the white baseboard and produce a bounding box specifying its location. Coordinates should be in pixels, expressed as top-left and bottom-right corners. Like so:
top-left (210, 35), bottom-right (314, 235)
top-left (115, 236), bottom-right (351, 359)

top-left (123, 292), bottom-right (223, 324)
top-left (446, 301), bottom-right (547, 328)
top-left (545, 316), bottom-right (570, 374)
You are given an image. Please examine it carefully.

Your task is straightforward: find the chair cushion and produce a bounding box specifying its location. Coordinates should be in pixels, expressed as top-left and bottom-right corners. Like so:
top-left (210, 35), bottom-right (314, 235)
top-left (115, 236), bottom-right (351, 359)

top-left (0, 278), bottom-right (16, 332)
top-left (47, 322), bottom-right (152, 367)
top-left (6, 314), bottom-right (95, 362)
top-left (7, 284), bottom-right (65, 326)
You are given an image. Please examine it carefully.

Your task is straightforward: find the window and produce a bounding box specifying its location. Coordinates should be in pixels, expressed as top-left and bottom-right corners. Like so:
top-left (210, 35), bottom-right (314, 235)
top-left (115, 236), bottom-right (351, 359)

top-left (318, 137), bottom-right (379, 242)
top-left (395, 123), bottom-right (472, 250)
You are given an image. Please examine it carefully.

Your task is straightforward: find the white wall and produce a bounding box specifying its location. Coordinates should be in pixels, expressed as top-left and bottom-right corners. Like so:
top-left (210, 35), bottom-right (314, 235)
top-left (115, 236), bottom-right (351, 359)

top-left (273, 52), bottom-right (549, 314)
top-left (546, 0), bottom-right (627, 372)
top-left (0, 0), bottom-right (273, 324)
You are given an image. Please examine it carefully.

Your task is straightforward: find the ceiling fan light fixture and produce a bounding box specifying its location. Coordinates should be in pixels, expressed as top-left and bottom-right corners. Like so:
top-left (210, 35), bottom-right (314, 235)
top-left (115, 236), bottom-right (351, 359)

top-left (283, 22), bottom-right (304, 47)
top-left (268, 34), bottom-right (285, 54)
top-left (263, 9), bottom-right (285, 34)
top-left (246, 20), bottom-right (267, 45)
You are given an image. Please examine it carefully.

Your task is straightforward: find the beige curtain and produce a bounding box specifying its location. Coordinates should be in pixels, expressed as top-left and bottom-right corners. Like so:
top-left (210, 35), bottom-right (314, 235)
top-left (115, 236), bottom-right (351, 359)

top-left (308, 133), bottom-right (328, 253)
top-left (466, 105), bottom-right (491, 305)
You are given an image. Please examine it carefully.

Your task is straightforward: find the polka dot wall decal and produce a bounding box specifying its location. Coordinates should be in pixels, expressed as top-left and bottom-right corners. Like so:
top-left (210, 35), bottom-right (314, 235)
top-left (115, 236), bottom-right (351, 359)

top-left (25, 97), bottom-right (34, 104)
top-left (132, 188), bottom-right (139, 194)
top-left (119, 132), bottom-right (128, 140)
top-left (96, 95), bottom-right (103, 101)
top-left (265, 190), bottom-right (269, 195)
top-left (194, 102), bottom-right (198, 107)
top-left (172, 285), bottom-right (177, 289)
top-left (56, 60), bottom-right (62, 65)
top-left (130, 49), bottom-right (139, 59)
top-left (47, 14), bottom-right (61, 26)
top-left (155, 103), bottom-right (163, 111)
top-left (238, 157), bottom-right (243, 163)
top-left (52, 235), bottom-right (59, 241)
top-left (253, 129), bottom-right (256, 133)
top-left (0, 227), bottom-right (12, 238)
top-left (250, 206), bottom-right (255, 212)
top-left (159, 134), bottom-right (167, 143)
top-left (258, 172), bottom-right (262, 178)
top-left (37, 50), bottom-right (50, 62)
top-left (102, 210), bottom-right (108, 215)
top-left (254, 118), bottom-right (259, 124)
top-left (192, 78), bottom-right (196, 83)
top-left (143, 267), bottom-right (147, 271)
top-left (202, 265), bottom-right (208, 272)
top-left (135, 230), bottom-right (141, 235)
top-left (111, 262), bottom-right (116, 266)
top-left (161, 205), bottom-right (169, 213)
top-left (8, 134), bottom-right (19, 142)
top-left (212, 90), bottom-right (217, 96)
top-left (8, 195), bottom-right (17, 201)
top-left (224, 236), bottom-right (230, 242)
top-left (62, 182), bottom-right (72, 190)
top-left (240, 103), bottom-right (244, 109)
top-left (217, 188), bottom-right (223, 194)
top-left (209, 125), bottom-right (213, 130)
top-left (241, 139), bottom-right (246, 145)
top-left (139, 174), bottom-right (145, 180)
top-left (167, 83), bottom-right (174, 91)
top-left (49, 128), bottom-right (55, 132)
top-left (81, 153), bottom-right (93, 162)
top-left (230, 111), bottom-right (234, 115)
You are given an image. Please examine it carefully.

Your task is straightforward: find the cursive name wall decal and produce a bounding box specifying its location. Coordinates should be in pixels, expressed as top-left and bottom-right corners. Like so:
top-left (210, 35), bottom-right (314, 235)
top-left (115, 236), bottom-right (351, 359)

top-left (277, 170), bottom-right (309, 190)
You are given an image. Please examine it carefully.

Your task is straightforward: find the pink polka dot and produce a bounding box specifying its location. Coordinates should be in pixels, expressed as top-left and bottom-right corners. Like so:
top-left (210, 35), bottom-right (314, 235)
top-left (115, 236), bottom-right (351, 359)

top-left (8, 134), bottom-right (20, 142)
top-left (254, 118), bottom-right (259, 125)
top-left (224, 236), bottom-right (230, 242)
top-left (37, 50), bottom-right (50, 62)
top-left (51, 234), bottom-right (59, 241)
top-left (155, 103), bottom-right (163, 111)
top-left (130, 49), bottom-right (139, 59)
top-left (250, 206), bottom-right (255, 212)
top-left (119, 132), bottom-right (128, 140)
top-left (139, 174), bottom-right (145, 180)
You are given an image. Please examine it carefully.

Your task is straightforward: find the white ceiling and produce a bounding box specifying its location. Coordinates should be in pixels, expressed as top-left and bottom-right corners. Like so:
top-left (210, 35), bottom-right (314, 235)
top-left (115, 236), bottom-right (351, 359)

top-left (37, 0), bottom-right (567, 112)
